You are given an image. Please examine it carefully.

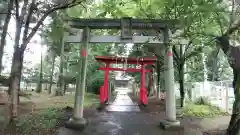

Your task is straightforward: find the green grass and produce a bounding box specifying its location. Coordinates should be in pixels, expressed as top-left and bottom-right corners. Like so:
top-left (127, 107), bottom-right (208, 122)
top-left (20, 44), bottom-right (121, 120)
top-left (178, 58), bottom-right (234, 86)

top-left (182, 104), bottom-right (228, 117)
top-left (15, 93), bottom-right (98, 135)
top-left (84, 93), bottom-right (99, 107)
top-left (16, 108), bottom-right (63, 135)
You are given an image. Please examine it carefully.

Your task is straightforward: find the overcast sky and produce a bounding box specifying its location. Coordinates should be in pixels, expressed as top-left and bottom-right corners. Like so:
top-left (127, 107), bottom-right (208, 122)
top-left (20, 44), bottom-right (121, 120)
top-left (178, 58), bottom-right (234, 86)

top-left (2, 16), bottom-right (47, 75)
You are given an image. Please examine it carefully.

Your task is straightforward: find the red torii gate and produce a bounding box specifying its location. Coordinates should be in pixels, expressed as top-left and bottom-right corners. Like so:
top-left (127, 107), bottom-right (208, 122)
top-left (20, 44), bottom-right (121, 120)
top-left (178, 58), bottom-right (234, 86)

top-left (95, 56), bottom-right (157, 106)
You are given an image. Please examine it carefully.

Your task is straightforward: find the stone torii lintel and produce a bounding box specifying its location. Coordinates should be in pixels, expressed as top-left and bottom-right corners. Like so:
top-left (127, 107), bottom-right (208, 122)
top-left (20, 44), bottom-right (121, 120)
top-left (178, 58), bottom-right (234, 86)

top-left (67, 17), bottom-right (179, 30)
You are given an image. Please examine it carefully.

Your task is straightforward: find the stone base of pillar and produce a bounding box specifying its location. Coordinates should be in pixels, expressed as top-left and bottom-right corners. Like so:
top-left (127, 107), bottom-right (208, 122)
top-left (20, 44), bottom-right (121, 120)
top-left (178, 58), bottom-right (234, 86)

top-left (65, 117), bottom-right (87, 131)
top-left (159, 119), bottom-right (183, 130)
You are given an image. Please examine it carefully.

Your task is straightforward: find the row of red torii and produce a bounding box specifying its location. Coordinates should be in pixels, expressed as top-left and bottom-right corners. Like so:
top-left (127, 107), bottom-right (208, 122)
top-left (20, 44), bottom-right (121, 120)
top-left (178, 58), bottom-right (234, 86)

top-left (95, 56), bottom-right (157, 106)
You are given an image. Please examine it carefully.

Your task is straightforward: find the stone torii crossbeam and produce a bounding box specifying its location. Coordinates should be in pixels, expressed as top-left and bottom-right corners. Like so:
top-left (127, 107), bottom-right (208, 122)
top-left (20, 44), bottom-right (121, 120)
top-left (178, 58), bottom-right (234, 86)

top-left (63, 17), bottom-right (181, 131)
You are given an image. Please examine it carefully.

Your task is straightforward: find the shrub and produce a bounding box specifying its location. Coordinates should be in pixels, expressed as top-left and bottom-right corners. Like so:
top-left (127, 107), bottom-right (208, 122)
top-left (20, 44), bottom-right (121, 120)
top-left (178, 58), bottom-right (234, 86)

top-left (86, 71), bottom-right (114, 94)
top-left (16, 108), bottom-right (63, 134)
top-left (86, 71), bottom-right (104, 94)
top-left (193, 96), bottom-right (211, 105)
top-left (183, 104), bottom-right (227, 117)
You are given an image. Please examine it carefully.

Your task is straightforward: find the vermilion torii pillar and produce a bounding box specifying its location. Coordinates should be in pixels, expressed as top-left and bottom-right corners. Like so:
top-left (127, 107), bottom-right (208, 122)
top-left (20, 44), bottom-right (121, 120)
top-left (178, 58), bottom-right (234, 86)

top-left (103, 63), bottom-right (110, 103)
top-left (140, 64), bottom-right (147, 105)
top-left (96, 56), bottom-right (156, 106)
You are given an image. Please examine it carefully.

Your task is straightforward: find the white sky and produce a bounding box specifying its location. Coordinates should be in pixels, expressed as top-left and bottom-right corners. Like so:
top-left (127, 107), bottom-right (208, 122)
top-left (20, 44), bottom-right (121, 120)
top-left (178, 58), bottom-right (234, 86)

top-left (1, 0), bottom-right (129, 75)
top-left (2, 17), bottom-right (47, 75)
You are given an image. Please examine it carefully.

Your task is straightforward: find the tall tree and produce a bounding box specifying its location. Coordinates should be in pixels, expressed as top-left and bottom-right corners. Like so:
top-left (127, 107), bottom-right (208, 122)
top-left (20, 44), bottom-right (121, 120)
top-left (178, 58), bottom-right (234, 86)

top-left (0, 0), bottom-right (14, 74)
top-left (8, 0), bottom-right (86, 121)
top-left (48, 51), bottom-right (56, 94)
top-left (199, 1), bottom-right (240, 134)
top-left (216, 32), bottom-right (240, 135)
top-left (36, 44), bottom-right (43, 93)
top-left (42, 10), bottom-right (70, 95)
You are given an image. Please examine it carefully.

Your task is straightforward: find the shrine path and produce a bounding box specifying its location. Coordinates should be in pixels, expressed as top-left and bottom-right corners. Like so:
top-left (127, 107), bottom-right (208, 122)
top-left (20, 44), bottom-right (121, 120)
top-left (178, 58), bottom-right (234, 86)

top-left (58, 89), bottom-right (185, 135)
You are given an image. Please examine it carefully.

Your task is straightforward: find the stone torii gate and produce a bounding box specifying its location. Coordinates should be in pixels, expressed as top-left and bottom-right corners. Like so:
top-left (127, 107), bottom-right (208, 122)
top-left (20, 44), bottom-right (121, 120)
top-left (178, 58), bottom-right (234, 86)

top-left (64, 17), bottom-right (180, 131)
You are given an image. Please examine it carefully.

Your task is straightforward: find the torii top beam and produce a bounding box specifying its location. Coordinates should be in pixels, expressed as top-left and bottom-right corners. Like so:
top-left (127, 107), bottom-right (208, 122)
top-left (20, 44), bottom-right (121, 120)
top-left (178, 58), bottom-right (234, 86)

top-left (68, 17), bottom-right (179, 30)
top-left (95, 56), bottom-right (157, 65)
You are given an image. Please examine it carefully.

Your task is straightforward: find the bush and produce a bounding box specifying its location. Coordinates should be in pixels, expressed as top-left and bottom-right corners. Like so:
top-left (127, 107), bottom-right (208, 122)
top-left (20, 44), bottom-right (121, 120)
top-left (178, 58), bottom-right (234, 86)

top-left (182, 96), bottom-right (228, 117)
top-left (16, 108), bottom-right (63, 134)
top-left (193, 96), bottom-right (211, 105)
top-left (86, 71), bottom-right (114, 94)
top-left (183, 104), bottom-right (227, 117)
top-left (86, 72), bottom-right (104, 94)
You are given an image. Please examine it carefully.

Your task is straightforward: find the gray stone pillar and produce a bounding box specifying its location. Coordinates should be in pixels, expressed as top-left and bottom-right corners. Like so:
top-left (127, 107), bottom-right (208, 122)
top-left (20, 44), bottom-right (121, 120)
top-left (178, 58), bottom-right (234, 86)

top-left (65, 27), bottom-right (89, 131)
top-left (160, 29), bottom-right (181, 129)
top-left (165, 45), bottom-right (177, 121)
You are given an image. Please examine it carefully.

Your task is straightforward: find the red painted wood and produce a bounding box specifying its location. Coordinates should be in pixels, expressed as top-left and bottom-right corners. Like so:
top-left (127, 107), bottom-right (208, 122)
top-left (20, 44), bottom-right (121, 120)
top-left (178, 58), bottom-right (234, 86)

top-left (81, 48), bottom-right (87, 57)
top-left (167, 52), bottom-right (172, 56)
top-left (99, 67), bottom-right (152, 72)
top-left (141, 87), bottom-right (148, 105)
top-left (103, 63), bottom-right (110, 102)
top-left (96, 55), bottom-right (155, 105)
top-left (95, 56), bottom-right (157, 64)
top-left (140, 64), bottom-right (147, 105)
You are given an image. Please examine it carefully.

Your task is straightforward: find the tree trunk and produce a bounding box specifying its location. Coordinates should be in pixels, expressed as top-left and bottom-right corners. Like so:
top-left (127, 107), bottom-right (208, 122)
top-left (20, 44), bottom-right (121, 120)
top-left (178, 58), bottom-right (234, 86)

top-left (216, 36), bottom-right (240, 135)
top-left (25, 82), bottom-right (28, 90)
top-left (36, 47), bottom-right (43, 93)
top-left (0, 0), bottom-right (14, 74)
top-left (51, 87), bottom-right (57, 96)
top-left (64, 83), bottom-right (67, 94)
top-left (132, 82), bottom-right (137, 96)
top-left (8, 47), bottom-right (24, 120)
top-left (146, 72), bottom-right (151, 96)
top-left (48, 55), bottom-right (56, 94)
top-left (178, 64), bottom-right (185, 107)
top-left (63, 57), bottom-right (68, 94)
top-left (148, 72), bottom-right (154, 96)
top-left (156, 61), bottom-right (161, 99)
top-left (8, 15), bottom-right (24, 120)
top-left (226, 69), bottom-right (240, 135)
top-left (58, 36), bottom-right (65, 96)
top-left (151, 67), bottom-right (157, 95)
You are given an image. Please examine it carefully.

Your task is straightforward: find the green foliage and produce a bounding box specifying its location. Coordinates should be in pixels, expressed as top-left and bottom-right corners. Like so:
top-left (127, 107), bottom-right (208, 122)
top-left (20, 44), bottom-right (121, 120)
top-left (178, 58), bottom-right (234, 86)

top-left (84, 93), bottom-right (100, 107)
top-left (15, 93), bottom-right (98, 134)
top-left (193, 96), bottom-right (211, 105)
top-left (0, 75), bottom-right (9, 86)
top-left (183, 104), bottom-right (227, 117)
top-left (38, 0), bottom-right (234, 96)
top-left (183, 96), bottom-right (228, 117)
top-left (16, 108), bottom-right (63, 134)
top-left (87, 71), bottom-right (104, 94)
top-left (206, 49), bottom-right (233, 81)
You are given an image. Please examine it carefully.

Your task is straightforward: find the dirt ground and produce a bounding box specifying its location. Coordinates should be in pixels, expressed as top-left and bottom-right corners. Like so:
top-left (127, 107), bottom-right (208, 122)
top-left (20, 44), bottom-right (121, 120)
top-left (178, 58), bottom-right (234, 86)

top-left (1, 91), bottom-right (99, 135)
top-left (18, 91), bottom-right (99, 113)
top-left (0, 92), bottom-right (231, 135)
top-left (140, 97), bottom-right (229, 135)
top-left (127, 94), bottom-right (229, 135)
